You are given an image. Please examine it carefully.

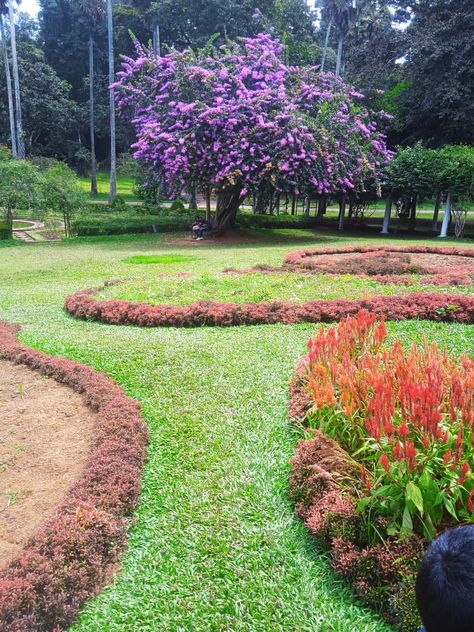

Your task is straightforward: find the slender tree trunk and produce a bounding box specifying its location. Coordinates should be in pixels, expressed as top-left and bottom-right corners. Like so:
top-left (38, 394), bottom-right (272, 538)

top-left (291, 194), bottom-right (296, 215)
top-left (107, 0), bottom-right (117, 202)
top-left (88, 33), bottom-right (98, 196)
top-left (1, 16), bottom-right (16, 156)
top-left (338, 193), bottom-right (346, 230)
top-left (431, 191), bottom-right (442, 232)
top-left (205, 186), bottom-right (211, 222)
top-left (275, 193), bottom-right (280, 216)
top-left (252, 190), bottom-right (257, 214)
top-left (153, 22), bottom-right (161, 56)
top-left (317, 196), bottom-right (327, 218)
top-left (409, 195), bottom-right (417, 222)
top-left (304, 195), bottom-right (310, 217)
top-left (335, 34), bottom-right (344, 78)
top-left (188, 184), bottom-right (197, 210)
top-left (321, 19), bottom-right (332, 72)
top-left (439, 192), bottom-right (451, 238)
top-left (215, 184), bottom-right (243, 232)
top-left (381, 194), bottom-right (392, 234)
top-left (7, 0), bottom-right (24, 158)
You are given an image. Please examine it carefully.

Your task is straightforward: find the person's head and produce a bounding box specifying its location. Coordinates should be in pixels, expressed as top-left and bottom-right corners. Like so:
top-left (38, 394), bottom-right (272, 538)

top-left (416, 525), bottom-right (474, 632)
top-left (195, 216), bottom-right (202, 221)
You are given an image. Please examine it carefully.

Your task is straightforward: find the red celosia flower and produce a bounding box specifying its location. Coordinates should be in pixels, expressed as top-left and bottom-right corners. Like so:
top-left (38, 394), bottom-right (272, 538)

top-left (380, 453), bottom-right (391, 474)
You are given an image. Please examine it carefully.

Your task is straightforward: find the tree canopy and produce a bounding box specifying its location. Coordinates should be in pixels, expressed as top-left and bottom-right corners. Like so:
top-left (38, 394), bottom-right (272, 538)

top-left (115, 34), bottom-right (392, 229)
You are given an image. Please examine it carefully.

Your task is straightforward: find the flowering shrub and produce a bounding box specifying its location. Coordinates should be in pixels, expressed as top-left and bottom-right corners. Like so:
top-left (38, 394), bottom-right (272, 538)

top-left (114, 34), bottom-right (392, 229)
top-left (0, 321), bottom-right (148, 631)
top-left (65, 285), bottom-right (474, 328)
top-left (305, 310), bottom-right (474, 540)
top-left (289, 311), bottom-right (474, 630)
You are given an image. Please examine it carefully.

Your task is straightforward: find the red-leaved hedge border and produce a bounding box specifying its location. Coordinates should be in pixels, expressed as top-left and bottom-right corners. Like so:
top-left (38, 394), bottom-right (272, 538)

top-left (0, 321), bottom-right (149, 632)
top-left (289, 358), bottom-right (425, 632)
top-left (65, 286), bottom-right (474, 328)
top-left (284, 244), bottom-right (474, 286)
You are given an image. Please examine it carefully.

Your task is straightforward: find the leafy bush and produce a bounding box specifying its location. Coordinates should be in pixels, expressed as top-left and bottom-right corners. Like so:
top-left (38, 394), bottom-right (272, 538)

top-left (72, 214), bottom-right (190, 236)
top-left (65, 284), bottom-right (474, 328)
top-left (305, 310), bottom-right (474, 541)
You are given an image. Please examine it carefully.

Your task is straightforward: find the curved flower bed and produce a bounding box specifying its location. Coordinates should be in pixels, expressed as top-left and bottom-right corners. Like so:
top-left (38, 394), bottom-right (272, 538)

top-left (289, 311), bottom-right (474, 632)
top-left (65, 286), bottom-right (474, 328)
top-left (284, 244), bottom-right (474, 286)
top-left (0, 321), bottom-right (149, 632)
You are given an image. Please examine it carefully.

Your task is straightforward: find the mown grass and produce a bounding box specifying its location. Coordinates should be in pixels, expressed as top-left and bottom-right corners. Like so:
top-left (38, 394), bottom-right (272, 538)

top-left (78, 171), bottom-right (139, 202)
top-left (0, 229), bottom-right (473, 631)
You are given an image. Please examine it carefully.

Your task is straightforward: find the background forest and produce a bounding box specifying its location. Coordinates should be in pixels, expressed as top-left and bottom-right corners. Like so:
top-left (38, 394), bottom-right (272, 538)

top-left (0, 0), bottom-right (473, 173)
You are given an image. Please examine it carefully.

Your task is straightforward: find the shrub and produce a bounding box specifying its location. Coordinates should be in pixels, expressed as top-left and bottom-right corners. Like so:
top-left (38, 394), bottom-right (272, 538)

top-left (72, 214), bottom-right (190, 236)
top-left (305, 310), bottom-right (474, 541)
top-left (289, 311), bottom-right (474, 631)
top-left (0, 321), bottom-right (148, 631)
top-left (64, 283), bottom-right (474, 328)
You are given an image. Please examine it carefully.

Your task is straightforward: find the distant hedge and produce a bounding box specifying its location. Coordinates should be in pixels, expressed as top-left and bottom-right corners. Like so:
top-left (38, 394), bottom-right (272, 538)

top-left (72, 214), bottom-right (190, 236)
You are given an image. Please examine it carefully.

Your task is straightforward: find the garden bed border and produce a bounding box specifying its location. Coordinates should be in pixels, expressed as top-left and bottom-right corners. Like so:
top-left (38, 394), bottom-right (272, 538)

top-left (0, 321), bottom-right (149, 632)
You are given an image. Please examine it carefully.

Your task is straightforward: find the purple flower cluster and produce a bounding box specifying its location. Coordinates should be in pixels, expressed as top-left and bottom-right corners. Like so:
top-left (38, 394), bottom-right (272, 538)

top-left (114, 34), bottom-right (393, 196)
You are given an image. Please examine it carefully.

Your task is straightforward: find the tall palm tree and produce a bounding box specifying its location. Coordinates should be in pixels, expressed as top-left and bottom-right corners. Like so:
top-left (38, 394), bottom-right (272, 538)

top-left (78, 0), bottom-right (105, 197)
top-left (106, 0), bottom-right (116, 201)
top-left (6, 0), bottom-right (24, 157)
top-left (0, 9), bottom-right (16, 156)
top-left (318, 0), bottom-right (365, 77)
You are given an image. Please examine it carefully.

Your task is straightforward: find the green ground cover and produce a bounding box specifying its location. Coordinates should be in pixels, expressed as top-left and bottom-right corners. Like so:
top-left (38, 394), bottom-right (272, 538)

top-left (78, 171), bottom-right (139, 202)
top-left (0, 229), bottom-right (473, 631)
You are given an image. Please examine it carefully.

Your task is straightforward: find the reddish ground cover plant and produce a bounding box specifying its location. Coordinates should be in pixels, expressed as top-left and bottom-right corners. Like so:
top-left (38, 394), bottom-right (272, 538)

top-left (65, 286), bottom-right (474, 328)
top-left (0, 321), bottom-right (149, 632)
top-left (284, 244), bottom-right (474, 286)
top-left (289, 311), bottom-right (474, 631)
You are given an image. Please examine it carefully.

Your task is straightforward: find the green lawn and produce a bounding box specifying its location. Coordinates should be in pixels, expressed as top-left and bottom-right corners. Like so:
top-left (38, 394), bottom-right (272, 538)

top-left (78, 171), bottom-right (139, 202)
top-left (0, 229), bottom-right (473, 631)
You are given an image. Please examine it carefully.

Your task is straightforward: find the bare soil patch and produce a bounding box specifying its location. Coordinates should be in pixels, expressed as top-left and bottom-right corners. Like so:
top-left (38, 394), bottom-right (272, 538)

top-left (0, 360), bottom-right (95, 569)
top-left (165, 230), bottom-right (265, 247)
top-left (303, 251), bottom-right (474, 272)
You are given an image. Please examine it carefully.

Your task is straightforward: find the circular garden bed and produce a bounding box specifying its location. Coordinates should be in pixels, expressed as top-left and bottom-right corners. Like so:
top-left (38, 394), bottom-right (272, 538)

top-left (0, 321), bottom-right (148, 632)
top-left (284, 245), bottom-right (474, 286)
top-left (289, 311), bottom-right (474, 632)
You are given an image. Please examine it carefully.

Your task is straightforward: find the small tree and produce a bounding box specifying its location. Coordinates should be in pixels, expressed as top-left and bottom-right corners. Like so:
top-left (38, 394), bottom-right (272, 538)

top-left (115, 34), bottom-right (392, 232)
top-left (43, 163), bottom-right (88, 237)
top-left (0, 158), bottom-right (42, 236)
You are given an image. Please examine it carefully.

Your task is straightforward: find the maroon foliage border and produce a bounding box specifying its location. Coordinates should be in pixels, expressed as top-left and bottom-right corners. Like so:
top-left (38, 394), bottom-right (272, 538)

top-left (0, 321), bottom-right (149, 632)
top-left (283, 244), bottom-right (474, 266)
top-left (65, 286), bottom-right (474, 328)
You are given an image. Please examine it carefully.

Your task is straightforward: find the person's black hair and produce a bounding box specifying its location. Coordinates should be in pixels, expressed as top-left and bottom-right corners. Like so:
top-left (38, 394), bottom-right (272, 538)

top-left (416, 525), bottom-right (474, 632)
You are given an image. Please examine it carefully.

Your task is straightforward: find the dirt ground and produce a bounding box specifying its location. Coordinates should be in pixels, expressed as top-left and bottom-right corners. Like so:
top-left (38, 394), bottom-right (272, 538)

top-left (305, 251), bottom-right (474, 269)
top-left (0, 360), bottom-right (95, 569)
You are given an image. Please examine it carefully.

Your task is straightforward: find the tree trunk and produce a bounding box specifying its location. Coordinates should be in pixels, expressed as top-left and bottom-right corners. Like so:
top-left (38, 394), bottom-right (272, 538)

top-left (317, 196), bottom-right (327, 218)
top-left (439, 192), bottom-right (451, 238)
top-left (215, 184), bottom-right (243, 232)
top-left (335, 34), bottom-right (344, 78)
top-left (321, 20), bottom-right (332, 72)
top-left (205, 186), bottom-right (212, 222)
top-left (431, 191), bottom-right (442, 232)
top-left (153, 23), bottom-right (161, 56)
top-left (381, 194), bottom-right (392, 234)
top-left (89, 33), bottom-right (98, 197)
top-left (338, 194), bottom-right (346, 230)
top-left (275, 193), bottom-right (280, 216)
top-left (0, 16), bottom-right (17, 156)
top-left (188, 184), bottom-right (197, 210)
top-left (304, 195), bottom-right (310, 217)
top-left (252, 190), bottom-right (257, 214)
top-left (107, 0), bottom-right (117, 202)
top-left (291, 194), bottom-right (296, 215)
top-left (7, 0), bottom-right (24, 158)
top-left (409, 195), bottom-right (417, 222)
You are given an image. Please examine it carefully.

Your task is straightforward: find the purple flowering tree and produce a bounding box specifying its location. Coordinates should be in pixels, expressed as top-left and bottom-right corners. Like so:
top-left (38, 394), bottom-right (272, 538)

top-left (114, 33), bottom-right (392, 231)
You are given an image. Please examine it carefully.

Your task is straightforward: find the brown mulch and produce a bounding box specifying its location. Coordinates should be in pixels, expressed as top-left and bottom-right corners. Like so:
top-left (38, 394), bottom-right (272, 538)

top-left (0, 360), bottom-right (95, 569)
top-left (165, 230), bottom-right (266, 247)
top-left (304, 251), bottom-right (474, 269)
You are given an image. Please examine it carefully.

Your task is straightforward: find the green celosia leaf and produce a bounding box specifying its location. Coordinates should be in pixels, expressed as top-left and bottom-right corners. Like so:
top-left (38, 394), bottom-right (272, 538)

top-left (406, 481), bottom-right (424, 515)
